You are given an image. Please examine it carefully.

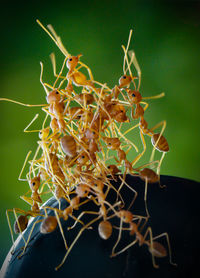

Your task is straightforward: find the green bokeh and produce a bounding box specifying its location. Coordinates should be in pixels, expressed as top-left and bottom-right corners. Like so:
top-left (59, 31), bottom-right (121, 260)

top-left (0, 0), bottom-right (200, 268)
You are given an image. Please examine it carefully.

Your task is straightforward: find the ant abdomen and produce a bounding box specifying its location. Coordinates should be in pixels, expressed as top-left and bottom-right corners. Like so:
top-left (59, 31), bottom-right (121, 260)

top-left (151, 133), bottom-right (169, 152)
top-left (60, 135), bottom-right (77, 157)
top-left (14, 215), bottom-right (28, 234)
top-left (148, 241), bottom-right (167, 258)
top-left (98, 220), bottom-right (112, 240)
top-left (40, 216), bottom-right (58, 234)
top-left (139, 168), bottom-right (159, 183)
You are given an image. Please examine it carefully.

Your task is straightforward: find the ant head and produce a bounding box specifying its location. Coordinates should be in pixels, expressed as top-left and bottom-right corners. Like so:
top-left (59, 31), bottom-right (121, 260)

top-left (66, 54), bottom-right (82, 70)
top-left (84, 128), bottom-right (99, 139)
top-left (46, 90), bottom-right (61, 104)
top-left (118, 75), bottom-right (132, 88)
top-left (29, 176), bottom-right (40, 191)
top-left (126, 89), bottom-right (142, 104)
top-left (39, 127), bottom-right (50, 140)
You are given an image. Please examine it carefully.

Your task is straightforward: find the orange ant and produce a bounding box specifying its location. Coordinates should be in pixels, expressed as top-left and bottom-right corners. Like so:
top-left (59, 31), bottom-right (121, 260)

top-left (111, 209), bottom-right (176, 268)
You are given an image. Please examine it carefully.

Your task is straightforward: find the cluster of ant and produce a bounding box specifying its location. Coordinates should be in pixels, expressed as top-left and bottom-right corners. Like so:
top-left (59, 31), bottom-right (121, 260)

top-left (1, 20), bottom-right (175, 271)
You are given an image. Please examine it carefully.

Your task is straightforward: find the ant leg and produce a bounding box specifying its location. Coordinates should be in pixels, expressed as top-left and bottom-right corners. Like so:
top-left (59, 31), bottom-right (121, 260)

top-left (143, 227), bottom-right (159, 268)
top-left (47, 24), bottom-right (70, 57)
top-left (20, 195), bottom-right (33, 206)
top-left (23, 114), bottom-right (40, 133)
top-left (54, 209), bottom-right (68, 249)
top-left (152, 232), bottom-right (177, 266)
top-left (144, 178), bottom-right (150, 218)
top-left (140, 101), bottom-right (149, 112)
top-left (118, 175), bottom-right (138, 210)
top-left (121, 30), bottom-right (133, 76)
top-left (18, 151), bottom-right (32, 181)
top-left (112, 237), bottom-right (137, 257)
top-left (0, 98), bottom-right (47, 108)
top-left (122, 122), bottom-right (140, 137)
top-left (18, 219), bottom-right (43, 258)
top-left (55, 214), bottom-right (102, 271)
top-left (40, 62), bottom-right (49, 95)
top-left (68, 210), bottom-right (99, 230)
top-left (128, 50), bottom-right (141, 90)
top-left (111, 217), bottom-right (123, 257)
top-left (50, 53), bottom-right (67, 81)
top-left (13, 208), bottom-right (28, 245)
top-left (157, 152), bottom-right (166, 176)
top-left (6, 209), bottom-right (16, 252)
top-left (36, 20), bottom-right (70, 57)
top-left (142, 92), bottom-right (165, 101)
top-left (77, 62), bottom-right (94, 81)
top-left (131, 130), bottom-right (146, 167)
top-left (114, 122), bottom-right (138, 153)
top-left (111, 217), bottom-right (148, 257)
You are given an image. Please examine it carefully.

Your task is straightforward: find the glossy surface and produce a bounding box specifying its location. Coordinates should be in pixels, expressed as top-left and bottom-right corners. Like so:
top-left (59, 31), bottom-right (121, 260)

top-left (1, 175), bottom-right (200, 278)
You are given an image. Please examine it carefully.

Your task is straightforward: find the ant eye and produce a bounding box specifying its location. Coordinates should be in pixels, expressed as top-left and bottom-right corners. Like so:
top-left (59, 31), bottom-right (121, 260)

top-left (120, 110), bottom-right (124, 113)
top-left (81, 155), bottom-right (85, 159)
top-left (123, 76), bottom-right (126, 79)
top-left (92, 131), bottom-right (95, 134)
top-left (107, 166), bottom-right (110, 169)
top-left (56, 91), bottom-right (59, 95)
top-left (132, 93), bottom-right (135, 97)
top-left (32, 182), bottom-right (36, 186)
top-left (69, 58), bottom-right (73, 61)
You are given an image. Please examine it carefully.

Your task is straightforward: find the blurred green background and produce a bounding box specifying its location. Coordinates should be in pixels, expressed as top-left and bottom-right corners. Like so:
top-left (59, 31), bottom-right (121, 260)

top-left (0, 0), bottom-right (199, 268)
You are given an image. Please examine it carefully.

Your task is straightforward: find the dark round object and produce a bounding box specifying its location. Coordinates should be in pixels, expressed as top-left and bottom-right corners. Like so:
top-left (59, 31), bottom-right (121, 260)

top-left (1, 175), bottom-right (200, 278)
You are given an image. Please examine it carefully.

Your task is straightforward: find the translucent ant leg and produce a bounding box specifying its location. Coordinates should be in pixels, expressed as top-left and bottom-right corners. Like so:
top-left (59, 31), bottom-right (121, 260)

top-left (68, 211), bottom-right (99, 230)
top-left (121, 122), bottom-right (140, 137)
top-left (133, 160), bottom-right (160, 171)
top-left (142, 92), bottom-right (165, 101)
top-left (23, 114), bottom-right (40, 133)
top-left (0, 98), bottom-right (47, 108)
top-left (56, 57), bottom-right (69, 89)
top-left (122, 45), bottom-right (133, 79)
top-left (112, 238), bottom-right (137, 257)
top-left (20, 195), bottom-right (33, 206)
top-left (36, 20), bottom-right (70, 57)
top-left (54, 209), bottom-right (68, 250)
top-left (18, 150), bottom-right (32, 181)
top-left (140, 101), bottom-right (149, 112)
top-left (76, 61), bottom-right (94, 81)
top-left (144, 177), bottom-right (150, 218)
top-left (69, 215), bottom-right (85, 229)
top-left (50, 53), bottom-right (67, 81)
top-left (118, 175), bottom-right (138, 210)
top-left (6, 210), bottom-right (16, 251)
top-left (122, 29), bottom-right (133, 75)
top-left (128, 50), bottom-right (141, 91)
top-left (114, 122), bottom-right (138, 153)
top-left (131, 130), bottom-right (146, 167)
top-left (157, 152), bottom-right (166, 176)
top-left (111, 217), bottom-right (148, 257)
top-left (111, 217), bottom-right (123, 257)
top-left (47, 24), bottom-right (70, 57)
top-left (40, 62), bottom-right (49, 95)
top-left (55, 213), bottom-right (102, 271)
top-left (149, 120), bottom-right (166, 163)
